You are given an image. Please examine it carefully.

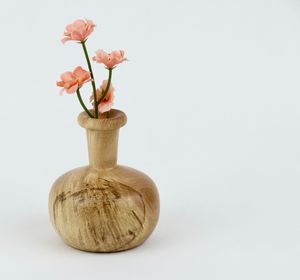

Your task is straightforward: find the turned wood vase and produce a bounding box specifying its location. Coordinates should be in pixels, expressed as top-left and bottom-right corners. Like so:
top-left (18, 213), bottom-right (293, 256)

top-left (49, 109), bottom-right (160, 252)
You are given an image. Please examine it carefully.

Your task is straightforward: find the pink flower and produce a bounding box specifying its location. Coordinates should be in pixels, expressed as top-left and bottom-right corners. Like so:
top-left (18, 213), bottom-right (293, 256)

top-left (57, 66), bottom-right (91, 94)
top-left (61, 19), bottom-right (96, 43)
top-left (92, 50), bottom-right (127, 69)
top-left (91, 80), bottom-right (115, 113)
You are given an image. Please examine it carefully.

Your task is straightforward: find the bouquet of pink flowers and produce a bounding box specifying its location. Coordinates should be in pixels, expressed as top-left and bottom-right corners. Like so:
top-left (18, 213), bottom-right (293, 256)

top-left (56, 19), bottom-right (127, 119)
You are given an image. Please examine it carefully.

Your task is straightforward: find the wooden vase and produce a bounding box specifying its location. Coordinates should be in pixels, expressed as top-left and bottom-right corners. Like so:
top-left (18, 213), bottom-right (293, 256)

top-left (49, 109), bottom-right (160, 252)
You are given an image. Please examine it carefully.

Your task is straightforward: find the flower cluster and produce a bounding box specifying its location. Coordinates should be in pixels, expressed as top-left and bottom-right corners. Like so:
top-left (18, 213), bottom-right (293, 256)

top-left (56, 19), bottom-right (127, 118)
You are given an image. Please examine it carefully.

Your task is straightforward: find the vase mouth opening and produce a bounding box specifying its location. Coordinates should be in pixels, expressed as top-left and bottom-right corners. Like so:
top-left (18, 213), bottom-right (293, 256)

top-left (78, 109), bottom-right (127, 131)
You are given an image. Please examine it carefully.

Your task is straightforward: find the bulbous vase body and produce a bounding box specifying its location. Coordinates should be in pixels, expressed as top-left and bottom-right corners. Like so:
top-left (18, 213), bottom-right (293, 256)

top-left (49, 110), bottom-right (160, 252)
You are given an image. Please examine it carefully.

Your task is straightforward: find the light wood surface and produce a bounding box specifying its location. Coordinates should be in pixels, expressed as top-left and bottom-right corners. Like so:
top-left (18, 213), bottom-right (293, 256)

top-left (49, 109), bottom-right (160, 252)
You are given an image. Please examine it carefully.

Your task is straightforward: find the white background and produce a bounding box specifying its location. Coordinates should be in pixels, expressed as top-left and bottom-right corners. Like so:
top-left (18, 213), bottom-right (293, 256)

top-left (0, 0), bottom-right (300, 279)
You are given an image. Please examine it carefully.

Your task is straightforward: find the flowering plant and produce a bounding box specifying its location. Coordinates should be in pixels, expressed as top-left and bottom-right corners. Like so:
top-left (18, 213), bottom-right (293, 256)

top-left (56, 19), bottom-right (127, 118)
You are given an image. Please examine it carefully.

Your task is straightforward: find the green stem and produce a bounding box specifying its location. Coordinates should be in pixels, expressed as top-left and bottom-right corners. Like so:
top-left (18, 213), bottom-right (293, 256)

top-left (81, 41), bottom-right (98, 118)
top-left (76, 89), bottom-right (93, 118)
top-left (97, 68), bottom-right (113, 106)
top-left (106, 110), bottom-right (110, 118)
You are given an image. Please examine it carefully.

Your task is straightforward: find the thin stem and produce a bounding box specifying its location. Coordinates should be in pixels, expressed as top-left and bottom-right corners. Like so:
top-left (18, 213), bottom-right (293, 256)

top-left (76, 89), bottom-right (94, 118)
top-left (106, 110), bottom-right (110, 118)
top-left (81, 41), bottom-right (98, 118)
top-left (97, 68), bottom-right (113, 106)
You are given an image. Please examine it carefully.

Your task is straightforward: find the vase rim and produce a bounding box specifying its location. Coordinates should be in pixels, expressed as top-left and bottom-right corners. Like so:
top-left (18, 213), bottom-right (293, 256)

top-left (78, 109), bottom-right (127, 131)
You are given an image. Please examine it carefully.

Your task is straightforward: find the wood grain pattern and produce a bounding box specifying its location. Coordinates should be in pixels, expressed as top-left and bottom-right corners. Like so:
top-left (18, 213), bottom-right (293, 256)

top-left (49, 110), bottom-right (160, 252)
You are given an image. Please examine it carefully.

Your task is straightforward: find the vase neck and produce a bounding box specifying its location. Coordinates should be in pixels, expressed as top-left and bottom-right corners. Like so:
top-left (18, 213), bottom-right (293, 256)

top-left (86, 129), bottom-right (119, 169)
top-left (78, 109), bottom-right (127, 170)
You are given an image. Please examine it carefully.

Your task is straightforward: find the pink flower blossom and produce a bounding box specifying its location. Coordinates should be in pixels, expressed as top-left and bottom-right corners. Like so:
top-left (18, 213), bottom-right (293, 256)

top-left (92, 50), bottom-right (127, 69)
top-left (61, 19), bottom-right (96, 43)
top-left (57, 66), bottom-right (91, 94)
top-left (91, 80), bottom-right (115, 113)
